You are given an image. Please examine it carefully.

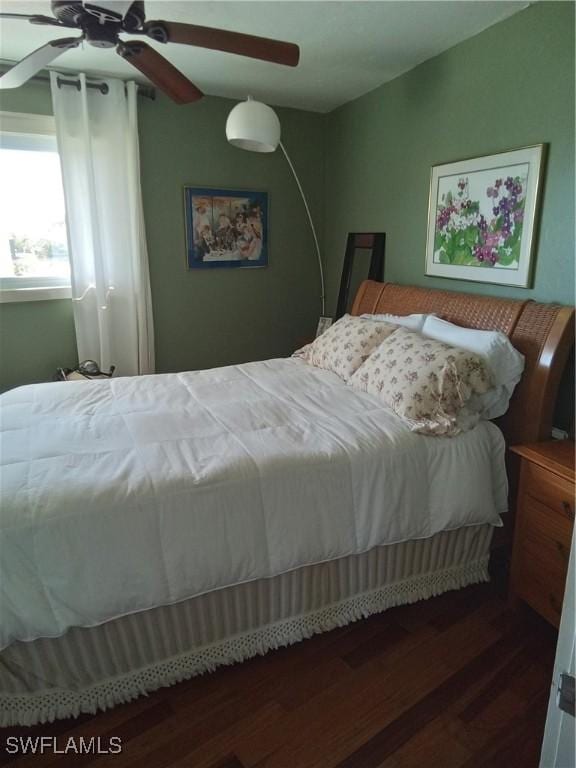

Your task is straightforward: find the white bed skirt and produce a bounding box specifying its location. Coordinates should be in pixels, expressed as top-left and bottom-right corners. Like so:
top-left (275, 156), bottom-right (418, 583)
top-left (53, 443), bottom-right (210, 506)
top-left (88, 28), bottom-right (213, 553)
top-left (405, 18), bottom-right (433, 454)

top-left (0, 524), bottom-right (493, 726)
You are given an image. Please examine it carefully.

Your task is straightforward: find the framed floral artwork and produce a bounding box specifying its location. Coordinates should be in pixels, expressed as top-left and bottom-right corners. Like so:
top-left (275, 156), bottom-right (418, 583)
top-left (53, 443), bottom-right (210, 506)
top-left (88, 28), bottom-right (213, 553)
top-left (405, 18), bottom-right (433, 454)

top-left (425, 145), bottom-right (545, 287)
top-left (184, 186), bottom-right (268, 269)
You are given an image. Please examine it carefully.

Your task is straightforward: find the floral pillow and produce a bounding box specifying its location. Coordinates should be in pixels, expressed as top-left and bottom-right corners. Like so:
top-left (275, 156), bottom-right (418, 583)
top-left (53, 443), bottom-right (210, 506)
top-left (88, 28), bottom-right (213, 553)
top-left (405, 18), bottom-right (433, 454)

top-left (293, 314), bottom-right (398, 381)
top-left (348, 327), bottom-right (494, 436)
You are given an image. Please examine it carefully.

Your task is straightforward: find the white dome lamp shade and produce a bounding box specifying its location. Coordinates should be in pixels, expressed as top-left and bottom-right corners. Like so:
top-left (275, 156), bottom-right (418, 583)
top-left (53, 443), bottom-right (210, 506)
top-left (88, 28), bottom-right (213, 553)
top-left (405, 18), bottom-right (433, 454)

top-left (225, 97), bottom-right (326, 318)
top-left (225, 96), bottom-right (281, 153)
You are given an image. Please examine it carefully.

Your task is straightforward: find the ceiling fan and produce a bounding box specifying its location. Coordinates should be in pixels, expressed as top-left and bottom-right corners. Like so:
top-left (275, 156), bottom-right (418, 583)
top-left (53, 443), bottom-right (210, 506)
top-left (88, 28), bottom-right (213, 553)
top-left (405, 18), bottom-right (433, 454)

top-left (0, 0), bottom-right (300, 103)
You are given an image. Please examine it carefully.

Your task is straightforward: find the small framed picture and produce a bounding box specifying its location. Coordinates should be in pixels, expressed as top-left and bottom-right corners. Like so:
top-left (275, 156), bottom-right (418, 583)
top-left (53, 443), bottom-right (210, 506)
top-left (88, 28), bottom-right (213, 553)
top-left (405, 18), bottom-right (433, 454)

top-left (184, 186), bottom-right (268, 269)
top-left (425, 145), bottom-right (545, 288)
top-left (316, 316), bottom-right (333, 338)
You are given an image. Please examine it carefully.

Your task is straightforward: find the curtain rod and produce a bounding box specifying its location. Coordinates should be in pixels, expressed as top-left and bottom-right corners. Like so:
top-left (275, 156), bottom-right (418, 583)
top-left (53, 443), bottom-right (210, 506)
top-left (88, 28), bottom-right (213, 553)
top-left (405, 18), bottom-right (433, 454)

top-left (0, 64), bottom-right (155, 100)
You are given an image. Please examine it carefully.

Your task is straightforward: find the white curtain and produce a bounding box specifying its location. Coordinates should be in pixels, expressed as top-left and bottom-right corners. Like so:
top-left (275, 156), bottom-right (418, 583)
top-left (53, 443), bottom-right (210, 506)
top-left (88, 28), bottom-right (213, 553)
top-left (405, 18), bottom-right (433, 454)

top-left (50, 73), bottom-right (154, 376)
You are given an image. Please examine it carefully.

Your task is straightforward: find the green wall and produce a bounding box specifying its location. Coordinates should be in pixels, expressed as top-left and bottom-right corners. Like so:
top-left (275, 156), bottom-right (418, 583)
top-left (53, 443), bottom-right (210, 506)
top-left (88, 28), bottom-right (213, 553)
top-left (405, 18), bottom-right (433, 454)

top-left (0, 84), bottom-right (324, 389)
top-left (323, 1), bottom-right (575, 310)
top-left (0, 300), bottom-right (77, 391)
top-left (139, 93), bottom-right (324, 373)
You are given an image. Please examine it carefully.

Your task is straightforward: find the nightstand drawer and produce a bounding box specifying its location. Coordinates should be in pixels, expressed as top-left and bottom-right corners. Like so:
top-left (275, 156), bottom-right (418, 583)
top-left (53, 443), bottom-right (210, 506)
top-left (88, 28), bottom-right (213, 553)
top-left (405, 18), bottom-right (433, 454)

top-left (519, 497), bottom-right (572, 576)
top-left (513, 495), bottom-right (572, 626)
top-left (524, 462), bottom-right (574, 521)
top-left (510, 441), bottom-right (575, 628)
top-left (514, 566), bottom-right (565, 626)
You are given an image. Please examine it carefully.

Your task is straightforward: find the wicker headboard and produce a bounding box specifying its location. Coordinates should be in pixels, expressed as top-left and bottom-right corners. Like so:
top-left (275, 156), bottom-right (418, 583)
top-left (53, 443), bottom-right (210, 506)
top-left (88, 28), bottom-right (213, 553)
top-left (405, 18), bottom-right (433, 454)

top-left (352, 281), bottom-right (574, 446)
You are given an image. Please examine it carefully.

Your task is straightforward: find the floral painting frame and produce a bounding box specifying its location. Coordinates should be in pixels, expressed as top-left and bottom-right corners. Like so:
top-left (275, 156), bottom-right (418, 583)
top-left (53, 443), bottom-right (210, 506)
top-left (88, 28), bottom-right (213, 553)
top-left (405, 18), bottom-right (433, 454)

top-left (425, 145), bottom-right (545, 288)
top-left (184, 186), bottom-right (268, 269)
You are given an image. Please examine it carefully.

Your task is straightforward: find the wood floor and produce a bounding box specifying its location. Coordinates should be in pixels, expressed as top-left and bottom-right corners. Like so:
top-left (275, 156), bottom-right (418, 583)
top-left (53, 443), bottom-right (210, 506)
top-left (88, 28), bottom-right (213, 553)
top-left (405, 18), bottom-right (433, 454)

top-left (0, 582), bottom-right (557, 768)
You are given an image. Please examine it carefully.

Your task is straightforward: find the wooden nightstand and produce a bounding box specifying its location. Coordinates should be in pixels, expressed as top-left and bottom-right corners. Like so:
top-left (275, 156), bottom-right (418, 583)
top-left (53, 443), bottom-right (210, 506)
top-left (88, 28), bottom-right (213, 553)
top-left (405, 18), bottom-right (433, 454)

top-left (509, 441), bottom-right (575, 627)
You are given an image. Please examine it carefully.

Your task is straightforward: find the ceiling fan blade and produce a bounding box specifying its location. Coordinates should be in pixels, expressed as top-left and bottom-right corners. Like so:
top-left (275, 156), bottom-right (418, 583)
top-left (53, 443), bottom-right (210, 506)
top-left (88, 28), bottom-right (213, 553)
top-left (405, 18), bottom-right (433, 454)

top-left (142, 21), bottom-right (300, 67)
top-left (0, 37), bottom-right (82, 89)
top-left (0, 13), bottom-right (73, 26)
top-left (117, 41), bottom-right (203, 104)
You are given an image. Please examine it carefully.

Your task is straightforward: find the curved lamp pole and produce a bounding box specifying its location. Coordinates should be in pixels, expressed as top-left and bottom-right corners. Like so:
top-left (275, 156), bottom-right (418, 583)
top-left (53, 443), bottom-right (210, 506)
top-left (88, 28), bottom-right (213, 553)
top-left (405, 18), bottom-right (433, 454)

top-left (226, 96), bottom-right (326, 317)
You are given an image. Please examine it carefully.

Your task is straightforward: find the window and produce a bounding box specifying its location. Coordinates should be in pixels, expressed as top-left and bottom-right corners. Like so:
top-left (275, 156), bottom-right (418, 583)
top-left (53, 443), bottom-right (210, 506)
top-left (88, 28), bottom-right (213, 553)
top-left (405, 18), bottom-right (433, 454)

top-left (0, 112), bottom-right (71, 302)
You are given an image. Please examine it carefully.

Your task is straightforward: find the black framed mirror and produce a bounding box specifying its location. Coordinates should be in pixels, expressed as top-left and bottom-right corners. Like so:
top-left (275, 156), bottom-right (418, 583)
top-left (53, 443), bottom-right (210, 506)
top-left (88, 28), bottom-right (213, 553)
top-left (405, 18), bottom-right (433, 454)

top-left (335, 232), bottom-right (386, 320)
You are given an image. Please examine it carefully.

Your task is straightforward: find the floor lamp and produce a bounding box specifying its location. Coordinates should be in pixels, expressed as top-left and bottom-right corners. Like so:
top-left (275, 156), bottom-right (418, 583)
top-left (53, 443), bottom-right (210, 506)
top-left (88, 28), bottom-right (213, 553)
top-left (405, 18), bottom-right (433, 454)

top-left (225, 97), bottom-right (327, 323)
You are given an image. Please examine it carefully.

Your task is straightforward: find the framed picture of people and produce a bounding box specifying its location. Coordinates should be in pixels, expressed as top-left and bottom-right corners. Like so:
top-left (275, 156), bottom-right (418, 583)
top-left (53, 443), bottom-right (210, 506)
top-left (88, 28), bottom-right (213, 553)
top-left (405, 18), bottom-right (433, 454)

top-left (184, 186), bottom-right (269, 269)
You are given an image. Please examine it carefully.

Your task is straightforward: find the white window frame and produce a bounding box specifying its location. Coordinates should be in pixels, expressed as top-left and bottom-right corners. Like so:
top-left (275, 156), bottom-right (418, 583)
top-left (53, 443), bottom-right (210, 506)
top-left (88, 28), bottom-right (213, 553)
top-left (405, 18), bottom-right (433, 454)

top-left (0, 111), bottom-right (72, 303)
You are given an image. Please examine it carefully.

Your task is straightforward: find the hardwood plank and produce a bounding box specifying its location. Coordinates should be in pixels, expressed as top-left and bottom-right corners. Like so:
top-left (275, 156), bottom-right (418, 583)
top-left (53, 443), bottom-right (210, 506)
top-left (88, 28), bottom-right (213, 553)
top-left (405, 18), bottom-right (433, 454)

top-left (429, 586), bottom-right (494, 631)
top-left (454, 688), bottom-right (527, 758)
top-left (170, 704), bottom-right (286, 768)
top-left (206, 757), bottom-right (246, 768)
top-left (276, 656), bottom-right (352, 711)
top-left (332, 621), bottom-right (531, 768)
top-left (236, 636), bottom-right (453, 768)
top-left (378, 715), bottom-right (472, 768)
top-left (393, 583), bottom-right (492, 632)
top-left (248, 599), bottom-right (504, 768)
top-left (341, 621), bottom-right (410, 669)
top-left (458, 635), bottom-right (549, 724)
top-left (207, 758), bottom-right (246, 768)
top-left (458, 690), bottom-right (549, 768)
top-left (96, 694), bottom-right (273, 768)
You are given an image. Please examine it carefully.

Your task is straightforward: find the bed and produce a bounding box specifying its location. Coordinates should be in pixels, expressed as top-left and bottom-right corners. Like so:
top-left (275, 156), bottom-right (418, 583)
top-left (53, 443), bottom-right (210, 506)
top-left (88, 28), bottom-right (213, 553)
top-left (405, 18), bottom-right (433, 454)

top-left (0, 281), bottom-right (573, 726)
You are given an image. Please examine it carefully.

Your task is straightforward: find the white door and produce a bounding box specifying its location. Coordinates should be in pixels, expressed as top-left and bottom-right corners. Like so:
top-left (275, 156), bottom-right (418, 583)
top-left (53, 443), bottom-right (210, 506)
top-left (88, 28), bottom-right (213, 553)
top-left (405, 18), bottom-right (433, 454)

top-left (540, 530), bottom-right (575, 768)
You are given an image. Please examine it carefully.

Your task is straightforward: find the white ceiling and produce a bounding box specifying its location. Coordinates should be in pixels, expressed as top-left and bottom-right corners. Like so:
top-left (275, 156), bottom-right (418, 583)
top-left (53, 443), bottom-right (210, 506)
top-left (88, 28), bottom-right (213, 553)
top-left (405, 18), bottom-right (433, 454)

top-left (0, 0), bottom-right (528, 112)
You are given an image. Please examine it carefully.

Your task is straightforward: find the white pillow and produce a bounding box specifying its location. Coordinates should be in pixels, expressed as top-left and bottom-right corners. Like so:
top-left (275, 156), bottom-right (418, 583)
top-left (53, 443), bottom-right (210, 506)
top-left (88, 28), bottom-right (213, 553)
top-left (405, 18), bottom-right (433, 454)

top-left (360, 313), bottom-right (428, 332)
top-left (421, 316), bottom-right (525, 420)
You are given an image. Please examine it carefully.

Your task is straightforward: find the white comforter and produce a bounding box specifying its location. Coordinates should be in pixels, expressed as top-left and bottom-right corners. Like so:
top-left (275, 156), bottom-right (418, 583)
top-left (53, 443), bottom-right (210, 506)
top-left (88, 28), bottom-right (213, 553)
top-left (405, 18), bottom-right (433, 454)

top-left (0, 358), bottom-right (507, 649)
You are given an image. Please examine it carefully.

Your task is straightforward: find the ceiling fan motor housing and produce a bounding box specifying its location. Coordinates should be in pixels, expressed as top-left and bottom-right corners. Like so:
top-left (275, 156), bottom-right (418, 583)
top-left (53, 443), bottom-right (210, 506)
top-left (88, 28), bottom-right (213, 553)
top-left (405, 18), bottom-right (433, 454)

top-left (84, 23), bottom-right (117, 48)
top-left (50, 1), bottom-right (145, 31)
top-left (84, 2), bottom-right (126, 24)
top-left (51, 1), bottom-right (84, 26)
